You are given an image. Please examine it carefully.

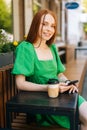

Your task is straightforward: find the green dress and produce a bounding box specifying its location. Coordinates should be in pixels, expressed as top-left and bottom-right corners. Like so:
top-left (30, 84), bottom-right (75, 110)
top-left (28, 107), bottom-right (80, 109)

top-left (12, 41), bottom-right (85, 129)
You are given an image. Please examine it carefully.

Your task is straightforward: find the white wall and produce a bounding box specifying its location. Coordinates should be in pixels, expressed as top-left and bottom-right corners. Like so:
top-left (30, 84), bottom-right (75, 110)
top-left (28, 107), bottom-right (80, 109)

top-left (66, 1), bottom-right (82, 45)
top-left (67, 10), bottom-right (80, 44)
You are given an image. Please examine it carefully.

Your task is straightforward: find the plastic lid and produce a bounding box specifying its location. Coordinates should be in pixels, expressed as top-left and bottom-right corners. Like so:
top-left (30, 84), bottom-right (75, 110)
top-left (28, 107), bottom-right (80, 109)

top-left (48, 79), bottom-right (59, 84)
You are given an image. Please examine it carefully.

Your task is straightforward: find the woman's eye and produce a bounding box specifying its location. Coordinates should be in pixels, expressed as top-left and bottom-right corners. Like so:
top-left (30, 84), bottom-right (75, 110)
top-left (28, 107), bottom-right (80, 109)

top-left (42, 23), bottom-right (47, 26)
top-left (51, 25), bottom-right (55, 28)
top-left (41, 22), bottom-right (55, 28)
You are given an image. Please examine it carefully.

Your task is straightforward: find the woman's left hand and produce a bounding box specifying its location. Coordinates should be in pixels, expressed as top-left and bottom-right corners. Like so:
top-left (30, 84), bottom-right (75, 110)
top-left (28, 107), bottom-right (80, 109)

top-left (68, 84), bottom-right (78, 93)
top-left (59, 82), bottom-right (78, 93)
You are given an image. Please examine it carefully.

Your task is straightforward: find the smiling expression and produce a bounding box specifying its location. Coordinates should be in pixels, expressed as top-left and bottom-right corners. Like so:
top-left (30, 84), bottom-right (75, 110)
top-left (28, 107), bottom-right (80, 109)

top-left (38, 14), bottom-right (56, 42)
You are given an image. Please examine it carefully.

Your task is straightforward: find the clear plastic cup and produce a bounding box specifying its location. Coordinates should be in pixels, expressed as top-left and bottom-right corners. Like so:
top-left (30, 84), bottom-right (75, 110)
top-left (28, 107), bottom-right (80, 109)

top-left (48, 79), bottom-right (59, 98)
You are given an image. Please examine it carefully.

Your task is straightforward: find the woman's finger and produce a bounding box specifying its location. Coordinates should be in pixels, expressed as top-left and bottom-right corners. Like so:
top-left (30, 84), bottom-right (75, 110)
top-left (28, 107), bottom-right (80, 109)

top-left (69, 85), bottom-right (78, 93)
top-left (59, 85), bottom-right (71, 93)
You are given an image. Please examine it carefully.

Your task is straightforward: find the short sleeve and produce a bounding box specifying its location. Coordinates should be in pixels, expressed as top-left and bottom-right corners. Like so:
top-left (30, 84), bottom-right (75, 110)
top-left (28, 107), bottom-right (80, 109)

top-left (12, 41), bottom-right (34, 76)
top-left (52, 44), bottom-right (65, 74)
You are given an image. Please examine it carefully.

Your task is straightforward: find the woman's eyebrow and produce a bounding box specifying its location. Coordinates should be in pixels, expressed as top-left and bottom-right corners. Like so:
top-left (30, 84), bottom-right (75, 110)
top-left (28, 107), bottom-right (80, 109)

top-left (42, 21), bottom-right (55, 25)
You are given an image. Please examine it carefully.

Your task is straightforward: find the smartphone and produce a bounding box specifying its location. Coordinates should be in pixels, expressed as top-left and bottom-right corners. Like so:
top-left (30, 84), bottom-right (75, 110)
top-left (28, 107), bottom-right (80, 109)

top-left (67, 80), bottom-right (79, 85)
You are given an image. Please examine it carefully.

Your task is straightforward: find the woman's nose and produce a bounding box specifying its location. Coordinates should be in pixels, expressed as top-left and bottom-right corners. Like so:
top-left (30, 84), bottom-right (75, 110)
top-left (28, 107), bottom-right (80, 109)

top-left (47, 25), bottom-right (52, 31)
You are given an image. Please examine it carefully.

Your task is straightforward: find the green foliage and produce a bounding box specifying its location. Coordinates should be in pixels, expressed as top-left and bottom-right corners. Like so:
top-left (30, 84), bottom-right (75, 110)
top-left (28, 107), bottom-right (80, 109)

top-left (0, 0), bottom-right (12, 33)
top-left (0, 42), bottom-right (16, 53)
top-left (0, 29), bottom-right (9, 44)
top-left (32, 1), bottom-right (40, 15)
top-left (82, 0), bottom-right (87, 13)
top-left (83, 23), bottom-right (87, 33)
top-left (0, 29), bottom-right (16, 53)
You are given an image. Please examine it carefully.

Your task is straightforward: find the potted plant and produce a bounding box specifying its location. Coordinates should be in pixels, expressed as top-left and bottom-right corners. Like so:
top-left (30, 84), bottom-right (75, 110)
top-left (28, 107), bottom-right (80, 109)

top-left (0, 29), bottom-right (18, 68)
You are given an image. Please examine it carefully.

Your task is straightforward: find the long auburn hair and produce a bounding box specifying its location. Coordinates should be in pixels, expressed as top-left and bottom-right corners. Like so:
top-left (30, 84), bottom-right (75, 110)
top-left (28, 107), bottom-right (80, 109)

top-left (26, 9), bottom-right (57, 45)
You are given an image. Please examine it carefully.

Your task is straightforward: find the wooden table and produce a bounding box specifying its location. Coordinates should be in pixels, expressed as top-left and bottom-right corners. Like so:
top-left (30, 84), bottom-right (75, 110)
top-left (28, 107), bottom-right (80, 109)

top-left (6, 91), bottom-right (79, 130)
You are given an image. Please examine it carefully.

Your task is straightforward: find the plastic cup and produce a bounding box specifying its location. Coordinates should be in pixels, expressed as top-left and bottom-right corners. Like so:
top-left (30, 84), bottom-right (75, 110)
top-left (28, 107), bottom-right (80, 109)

top-left (48, 84), bottom-right (59, 98)
top-left (47, 79), bottom-right (59, 98)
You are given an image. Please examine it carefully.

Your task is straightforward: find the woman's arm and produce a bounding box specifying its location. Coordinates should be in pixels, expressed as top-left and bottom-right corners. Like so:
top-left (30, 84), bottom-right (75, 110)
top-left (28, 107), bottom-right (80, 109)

top-left (15, 73), bottom-right (78, 94)
top-left (15, 75), bottom-right (48, 92)
top-left (58, 73), bottom-right (68, 82)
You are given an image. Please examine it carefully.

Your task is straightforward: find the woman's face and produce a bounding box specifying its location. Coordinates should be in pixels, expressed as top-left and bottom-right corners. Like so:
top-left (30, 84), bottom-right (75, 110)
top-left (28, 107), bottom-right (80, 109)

top-left (38, 14), bottom-right (56, 42)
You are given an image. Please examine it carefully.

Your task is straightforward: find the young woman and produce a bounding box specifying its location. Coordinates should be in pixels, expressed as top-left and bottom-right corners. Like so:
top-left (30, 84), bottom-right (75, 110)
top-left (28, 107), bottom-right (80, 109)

top-left (12, 9), bottom-right (87, 130)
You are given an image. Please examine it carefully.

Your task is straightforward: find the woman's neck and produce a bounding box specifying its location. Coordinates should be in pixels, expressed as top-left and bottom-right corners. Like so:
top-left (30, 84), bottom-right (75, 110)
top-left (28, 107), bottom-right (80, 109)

top-left (33, 39), bottom-right (48, 49)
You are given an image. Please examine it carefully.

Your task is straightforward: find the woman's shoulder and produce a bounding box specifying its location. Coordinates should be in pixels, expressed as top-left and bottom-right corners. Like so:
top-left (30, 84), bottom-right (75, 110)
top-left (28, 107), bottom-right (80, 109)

top-left (16, 41), bottom-right (34, 52)
top-left (18, 40), bottom-right (33, 48)
top-left (50, 43), bottom-right (57, 51)
top-left (15, 41), bottom-right (34, 57)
